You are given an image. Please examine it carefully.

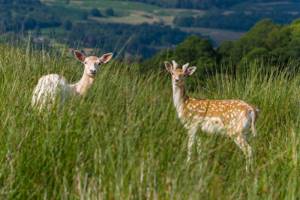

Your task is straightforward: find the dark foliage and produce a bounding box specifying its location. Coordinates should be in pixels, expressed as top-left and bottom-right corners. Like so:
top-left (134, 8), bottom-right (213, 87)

top-left (218, 19), bottom-right (300, 66)
top-left (174, 11), bottom-right (300, 31)
top-left (89, 8), bottom-right (102, 17)
top-left (105, 8), bottom-right (115, 16)
top-left (142, 35), bottom-right (218, 79)
top-left (62, 22), bottom-right (188, 58)
top-left (0, 0), bottom-right (61, 33)
top-left (127, 0), bottom-right (299, 9)
top-left (144, 19), bottom-right (300, 80)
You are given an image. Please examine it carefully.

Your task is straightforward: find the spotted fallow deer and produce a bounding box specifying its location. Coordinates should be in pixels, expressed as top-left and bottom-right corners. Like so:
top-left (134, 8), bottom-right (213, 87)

top-left (32, 50), bottom-right (113, 111)
top-left (165, 60), bottom-right (259, 170)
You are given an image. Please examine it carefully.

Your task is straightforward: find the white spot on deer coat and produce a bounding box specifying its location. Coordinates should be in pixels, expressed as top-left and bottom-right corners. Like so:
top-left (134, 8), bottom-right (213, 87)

top-left (200, 117), bottom-right (225, 134)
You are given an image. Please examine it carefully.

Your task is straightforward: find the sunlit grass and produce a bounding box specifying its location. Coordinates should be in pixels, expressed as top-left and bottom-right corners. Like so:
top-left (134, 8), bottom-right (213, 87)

top-left (0, 45), bottom-right (299, 199)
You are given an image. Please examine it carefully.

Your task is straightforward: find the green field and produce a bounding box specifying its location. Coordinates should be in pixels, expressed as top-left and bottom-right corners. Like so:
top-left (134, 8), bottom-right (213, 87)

top-left (232, 1), bottom-right (300, 13)
top-left (0, 45), bottom-right (299, 199)
top-left (40, 0), bottom-right (241, 45)
top-left (42, 0), bottom-right (206, 26)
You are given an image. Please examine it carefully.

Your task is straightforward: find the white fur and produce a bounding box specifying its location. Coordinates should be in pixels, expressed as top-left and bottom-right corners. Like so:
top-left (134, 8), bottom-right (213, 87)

top-left (31, 74), bottom-right (71, 111)
top-left (32, 51), bottom-right (113, 111)
top-left (200, 117), bottom-right (225, 134)
top-left (172, 79), bottom-right (185, 118)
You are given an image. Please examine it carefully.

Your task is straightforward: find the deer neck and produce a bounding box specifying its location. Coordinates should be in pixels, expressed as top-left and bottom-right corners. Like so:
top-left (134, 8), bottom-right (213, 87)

top-left (70, 73), bottom-right (95, 96)
top-left (172, 80), bottom-right (188, 115)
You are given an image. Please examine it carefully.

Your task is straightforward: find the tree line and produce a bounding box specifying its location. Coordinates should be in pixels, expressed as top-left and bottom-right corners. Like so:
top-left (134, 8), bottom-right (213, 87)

top-left (142, 19), bottom-right (300, 80)
top-left (126, 0), bottom-right (299, 9)
top-left (0, 0), bottom-right (189, 59)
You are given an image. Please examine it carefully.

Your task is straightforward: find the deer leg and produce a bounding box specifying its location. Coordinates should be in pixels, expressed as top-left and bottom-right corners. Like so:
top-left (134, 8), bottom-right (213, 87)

top-left (234, 135), bottom-right (253, 172)
top-left (187, 126), bottom-right (198, 163)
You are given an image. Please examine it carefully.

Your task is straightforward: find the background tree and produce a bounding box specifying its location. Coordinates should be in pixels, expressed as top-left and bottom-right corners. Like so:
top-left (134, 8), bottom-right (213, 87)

top-left (89, 8), bottom-right (102, 17)
top-left (105, 8), bottom-right (115, 16)
top-left (63, 20), bottom-right (72, 31)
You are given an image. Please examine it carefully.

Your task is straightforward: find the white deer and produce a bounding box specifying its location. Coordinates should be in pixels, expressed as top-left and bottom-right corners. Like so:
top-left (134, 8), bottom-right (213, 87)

top-left (32, 50), bottom-right (113, 111)
top-left (165, 60), bottom-right (259, 170)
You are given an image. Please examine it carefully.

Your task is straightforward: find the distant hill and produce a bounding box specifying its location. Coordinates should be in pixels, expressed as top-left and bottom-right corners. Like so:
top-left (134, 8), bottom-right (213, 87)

top-left (0, 0), bottom-right (61, 33)
top-left (173, 1), bottom-right (300, 31)
top-left (2, 0), bottom-right (300, 59)
top-left (144, 18), bottom-right (300, 76)
top-left (0, 0), bottom-right (41, 4)
top-left (0, 0), bottom-right (189, 59)
top-left (127, 0), bottom-right (299, 9)
top-left (125, 0), bottom-right (300, 31)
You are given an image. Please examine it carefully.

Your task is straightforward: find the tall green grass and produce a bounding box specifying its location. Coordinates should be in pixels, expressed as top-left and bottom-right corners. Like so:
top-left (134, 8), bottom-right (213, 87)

top-left (0, 45), bottom-right (299, 199)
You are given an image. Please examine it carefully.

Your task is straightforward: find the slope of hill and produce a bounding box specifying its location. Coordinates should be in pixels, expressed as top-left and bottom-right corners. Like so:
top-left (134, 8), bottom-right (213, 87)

top-left (143, 19), bottom-right (300, 77)
top-left (172, 1), bottom-right (300, 30)
top-left (127, 0), bottom-right (299, 9)
top-left (1, 0), bottom-right (300, 60)
top-left (1, 0), bottom-right (191, 59)
top-left (126, 0), bottom-right (244, 9)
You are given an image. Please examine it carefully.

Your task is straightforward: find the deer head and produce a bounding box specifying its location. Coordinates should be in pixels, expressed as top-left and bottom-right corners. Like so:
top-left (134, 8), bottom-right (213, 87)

top-left (74, 50), bottom-right (113, 78)
top-left (164, 60), bottom-right (197, 85)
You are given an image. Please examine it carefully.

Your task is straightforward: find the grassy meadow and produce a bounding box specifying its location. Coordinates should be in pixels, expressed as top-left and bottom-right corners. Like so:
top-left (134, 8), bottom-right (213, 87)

top-left (0, 45), bottom-right (299, 199)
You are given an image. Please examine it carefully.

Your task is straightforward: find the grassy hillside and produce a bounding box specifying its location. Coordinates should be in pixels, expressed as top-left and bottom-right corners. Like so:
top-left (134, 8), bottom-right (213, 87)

top-left (39, 0), bottom-right (300, 46)
top-left (40, 0), bottom-right (241, 46)
top-left (0, 45), bottom-right (299, 199)
top-left (41, 0), bottom-right (206, 25)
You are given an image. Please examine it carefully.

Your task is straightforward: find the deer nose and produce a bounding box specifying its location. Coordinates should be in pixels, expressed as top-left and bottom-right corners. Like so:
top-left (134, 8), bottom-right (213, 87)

top-left (90, 69), bottom-right (96, 74)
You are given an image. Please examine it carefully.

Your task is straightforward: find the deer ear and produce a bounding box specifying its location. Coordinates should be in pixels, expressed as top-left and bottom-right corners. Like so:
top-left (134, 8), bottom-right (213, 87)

top-left (74, 50), bottom-right (86, 62)
top-left (164, 61), bottom-right (173, 73)
top-left (184, 66), bottom-right (197, 76)
top-left (99, 53), bottom-right (113, 64)
top-left (172, 60), bottom-right (179, 69)
top-left (182, 63), bottom-right (189, 72)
